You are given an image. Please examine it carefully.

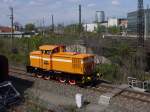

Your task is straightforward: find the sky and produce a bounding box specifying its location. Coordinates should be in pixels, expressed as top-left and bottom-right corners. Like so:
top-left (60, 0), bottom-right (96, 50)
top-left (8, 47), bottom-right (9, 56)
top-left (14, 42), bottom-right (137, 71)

top-left (0, 0), bottom-right (150, 26)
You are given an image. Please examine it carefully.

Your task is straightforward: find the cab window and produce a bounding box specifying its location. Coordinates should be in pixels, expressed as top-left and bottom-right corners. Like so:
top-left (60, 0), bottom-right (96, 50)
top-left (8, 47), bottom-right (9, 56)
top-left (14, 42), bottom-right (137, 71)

top-left (42, 50), bottom-right (52, 55)
top-left (60, 46), bottom-right (66, 52)
top-left (47, 50), bottom-right (52, 54)
top-left (52, 48), bottom-right (59, 53)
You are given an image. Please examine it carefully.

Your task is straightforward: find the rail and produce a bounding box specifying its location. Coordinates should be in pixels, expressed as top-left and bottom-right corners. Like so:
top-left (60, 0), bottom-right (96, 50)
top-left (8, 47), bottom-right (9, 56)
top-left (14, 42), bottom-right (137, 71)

top-left (9, 66), bottom-right (150, 104)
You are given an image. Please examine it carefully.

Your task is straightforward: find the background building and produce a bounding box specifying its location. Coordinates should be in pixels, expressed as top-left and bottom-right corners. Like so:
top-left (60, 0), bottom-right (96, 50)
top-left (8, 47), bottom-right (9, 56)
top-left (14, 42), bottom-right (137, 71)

top-left (127, 9), bottom-right (150, 35)
top-left (83, 23), bottom-right (97, 32)
top-left (95, 11), bottom-right (105, 23)
top-left (83, 18), bottom-right (127, 33)
top-left (108, 18), bottom-right (118, 27)
top-left (0, 26), bottom-right (12, 32)
top-left (118, 19), bottom-right (128, 29)
top-left (100, 21), bottom-right (108, 28)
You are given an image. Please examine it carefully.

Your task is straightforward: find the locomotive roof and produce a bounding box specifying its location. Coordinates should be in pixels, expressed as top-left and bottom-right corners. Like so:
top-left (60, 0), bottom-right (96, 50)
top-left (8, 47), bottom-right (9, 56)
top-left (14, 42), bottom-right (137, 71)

top-left (39, 45), bottom-right (59, 50)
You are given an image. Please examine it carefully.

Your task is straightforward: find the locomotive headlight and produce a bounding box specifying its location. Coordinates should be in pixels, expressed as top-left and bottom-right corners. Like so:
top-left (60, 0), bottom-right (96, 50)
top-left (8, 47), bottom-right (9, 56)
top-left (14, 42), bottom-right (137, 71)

top-left (87, 77), bottom-right (91, 81)
top-left (97, 73), bottom-right (100, 76)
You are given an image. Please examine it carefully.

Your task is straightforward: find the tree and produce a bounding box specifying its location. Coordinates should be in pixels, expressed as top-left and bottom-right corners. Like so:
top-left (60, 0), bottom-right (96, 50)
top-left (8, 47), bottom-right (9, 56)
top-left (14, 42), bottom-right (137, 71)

top-left (14, 22), bottom-right (23, 31)
top-left (25, 23), bottom-right (36, 32)
top-left (96, 24), bottom-right (106, 34)
top-left (95, 64), bottom-right (119, 82)
top-left (108, 26), bottom-right (120, 34)
top-left (64, 24), bottom-right (84, 34)
top-left (109, 43), bottom-right (135, 82)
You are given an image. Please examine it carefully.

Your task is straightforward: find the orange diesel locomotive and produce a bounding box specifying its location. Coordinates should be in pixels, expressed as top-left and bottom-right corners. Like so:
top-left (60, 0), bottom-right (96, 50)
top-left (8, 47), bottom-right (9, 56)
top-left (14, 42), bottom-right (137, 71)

top-left (27, 45), bottom-right (95, 85)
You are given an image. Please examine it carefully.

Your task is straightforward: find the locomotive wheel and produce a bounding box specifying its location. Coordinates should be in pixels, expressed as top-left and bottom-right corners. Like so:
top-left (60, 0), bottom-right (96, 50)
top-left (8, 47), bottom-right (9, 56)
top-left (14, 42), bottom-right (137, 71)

top-left (32, 73), bottom-right (36, 77)
top-left (68, 80), bottom-right (76, 85)
top-left (44, 76), bottom-right (50, 80)
top-left (59, 78), bottom-right (66, 83)
top-left (37, 74), bottom-right (42, 78)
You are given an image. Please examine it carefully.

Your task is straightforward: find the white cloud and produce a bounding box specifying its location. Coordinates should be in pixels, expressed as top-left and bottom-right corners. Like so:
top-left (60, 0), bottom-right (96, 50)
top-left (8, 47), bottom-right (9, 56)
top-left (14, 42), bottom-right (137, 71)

top-left (67, 0), bottom-right (82, 3)
top-left (3, 0), bottom-right (14, 3)
top-left (87, 3), bottom-right (96, 7)
top-left (112, 0), bottom-right (120, 6)
top-left (29, 1), bottom-right (42, 6)
top-left (28, 0), bottom-right (47, 6)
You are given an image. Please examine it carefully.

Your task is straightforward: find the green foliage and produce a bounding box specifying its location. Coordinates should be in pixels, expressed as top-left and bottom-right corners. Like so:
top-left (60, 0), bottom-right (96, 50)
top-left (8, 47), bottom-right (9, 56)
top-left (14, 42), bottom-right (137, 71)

top-left (25, 23), bottom-right (36, 32)
top-left (108, 26), bottom-right (120, 34)
top-left (30, 36), bottom-right (43, 50)
top-left (0, 34), bottom-right (81, 66)
top-left (95, 64), bottom-right (121, 82)
top-left (64, 24), bottom-right (84, 34)
top-left (101, 42), bottom-right (137, 82)
top-left (104, 42), bottom-right (133, 65)
top-left (96, 24), bottom-right (106, 34)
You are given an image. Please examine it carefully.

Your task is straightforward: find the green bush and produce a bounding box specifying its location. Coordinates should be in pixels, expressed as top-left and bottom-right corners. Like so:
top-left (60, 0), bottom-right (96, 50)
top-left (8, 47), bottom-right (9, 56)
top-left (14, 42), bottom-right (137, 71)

top-left (95, 64), bottom-right (121, 82)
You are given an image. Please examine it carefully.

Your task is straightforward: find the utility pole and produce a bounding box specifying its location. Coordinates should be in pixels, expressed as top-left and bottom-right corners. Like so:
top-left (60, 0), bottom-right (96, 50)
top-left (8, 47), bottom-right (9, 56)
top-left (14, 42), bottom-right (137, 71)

top-left (43, 17), bottom-right (45, 37)
top-left (51, 14), bottom-right (54, 32)
top-left (79, 4), bottom-right (82, 34)
top-left (9, 7), bottom-right (14, 48)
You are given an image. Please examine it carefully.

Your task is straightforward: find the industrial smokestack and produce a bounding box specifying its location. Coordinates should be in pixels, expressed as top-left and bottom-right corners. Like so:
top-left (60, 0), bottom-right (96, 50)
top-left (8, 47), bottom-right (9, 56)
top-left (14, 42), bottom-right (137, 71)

top-left (79, 4), bottom-right (82, 33)
top-left (51, 14), bottom-right (54, 32)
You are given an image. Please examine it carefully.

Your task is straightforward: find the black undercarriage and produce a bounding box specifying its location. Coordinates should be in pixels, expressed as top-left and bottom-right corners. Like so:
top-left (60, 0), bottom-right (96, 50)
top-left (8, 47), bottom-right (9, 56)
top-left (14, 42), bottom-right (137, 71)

top-left (26, 66), bottom-right (96, 85)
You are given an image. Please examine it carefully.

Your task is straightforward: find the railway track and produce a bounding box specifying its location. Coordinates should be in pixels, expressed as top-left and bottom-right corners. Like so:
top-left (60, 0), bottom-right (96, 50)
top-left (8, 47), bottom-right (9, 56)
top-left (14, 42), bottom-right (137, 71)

top-left (9, 66), bottom-right (150, 104)
top-left (121, 90), bottom-right (150, 103)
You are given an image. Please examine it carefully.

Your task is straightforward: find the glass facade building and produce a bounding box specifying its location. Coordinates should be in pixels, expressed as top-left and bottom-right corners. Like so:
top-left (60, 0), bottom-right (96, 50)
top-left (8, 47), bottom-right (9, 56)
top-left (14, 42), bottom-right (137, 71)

top-left (95, 11), bottom-right (105, 23)
top-left (127, 9), bottom-right (150, 35)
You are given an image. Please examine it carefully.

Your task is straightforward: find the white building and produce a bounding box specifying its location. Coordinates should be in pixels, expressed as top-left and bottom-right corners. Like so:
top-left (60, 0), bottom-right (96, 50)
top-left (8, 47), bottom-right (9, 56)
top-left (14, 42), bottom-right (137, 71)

top-left (108, 18), bottom-right (118, 27)
top-left (100, 21), bottom-right (108, 28)
top-left (83, 23), bottom-right (97, 32)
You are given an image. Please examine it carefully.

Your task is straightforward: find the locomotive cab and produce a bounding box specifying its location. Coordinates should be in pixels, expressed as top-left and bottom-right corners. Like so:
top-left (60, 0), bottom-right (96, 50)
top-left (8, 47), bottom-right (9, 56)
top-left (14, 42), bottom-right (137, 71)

top-left (39, 45), bottom-right (66, 55)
